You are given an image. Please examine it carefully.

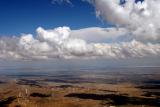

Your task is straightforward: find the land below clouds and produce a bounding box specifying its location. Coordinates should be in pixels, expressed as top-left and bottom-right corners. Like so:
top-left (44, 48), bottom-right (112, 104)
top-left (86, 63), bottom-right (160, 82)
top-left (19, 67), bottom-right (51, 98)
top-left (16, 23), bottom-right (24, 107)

top-left (0, 67), bottom-right (160, 107)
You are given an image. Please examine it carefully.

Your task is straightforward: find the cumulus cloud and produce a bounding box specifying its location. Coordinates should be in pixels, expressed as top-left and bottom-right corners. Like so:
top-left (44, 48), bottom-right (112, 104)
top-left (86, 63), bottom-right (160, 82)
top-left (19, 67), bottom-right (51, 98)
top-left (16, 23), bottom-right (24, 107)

top-left (71, 27), bottom-right (128, 43)
top-left (0, 26), bottom-right (160, 60)
top-left (95, 0), bottom-right (160, 42)
top-left (1, 0), bottom-right (160, 60)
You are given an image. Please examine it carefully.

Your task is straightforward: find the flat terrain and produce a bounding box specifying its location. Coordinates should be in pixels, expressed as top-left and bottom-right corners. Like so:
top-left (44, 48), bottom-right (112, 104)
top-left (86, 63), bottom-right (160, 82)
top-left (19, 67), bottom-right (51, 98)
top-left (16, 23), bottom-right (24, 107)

top-left (0, 67), bottom-right (159, 107)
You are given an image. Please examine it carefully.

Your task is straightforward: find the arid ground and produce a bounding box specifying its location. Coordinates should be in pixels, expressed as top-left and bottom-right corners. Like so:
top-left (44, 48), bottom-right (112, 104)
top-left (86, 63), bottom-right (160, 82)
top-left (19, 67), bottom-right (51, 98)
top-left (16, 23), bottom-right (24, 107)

top-left (0, 67), bottom-right (159, 107)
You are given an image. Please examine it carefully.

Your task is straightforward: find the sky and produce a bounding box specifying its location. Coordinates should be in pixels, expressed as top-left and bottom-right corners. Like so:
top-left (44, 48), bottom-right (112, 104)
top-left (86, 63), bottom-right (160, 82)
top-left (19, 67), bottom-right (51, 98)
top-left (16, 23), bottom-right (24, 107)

top-left (0, 0), bottom-right (160, 66)
top-left (0, 0), bottom-right (108, 36)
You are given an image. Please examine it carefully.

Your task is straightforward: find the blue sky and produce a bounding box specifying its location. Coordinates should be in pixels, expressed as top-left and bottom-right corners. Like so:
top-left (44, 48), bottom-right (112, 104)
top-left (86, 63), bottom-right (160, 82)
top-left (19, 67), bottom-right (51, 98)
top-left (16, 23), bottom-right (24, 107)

top-left (0, 0), bottom-right (110, 36)
top-left (0, 0), bottom-right (144, 36)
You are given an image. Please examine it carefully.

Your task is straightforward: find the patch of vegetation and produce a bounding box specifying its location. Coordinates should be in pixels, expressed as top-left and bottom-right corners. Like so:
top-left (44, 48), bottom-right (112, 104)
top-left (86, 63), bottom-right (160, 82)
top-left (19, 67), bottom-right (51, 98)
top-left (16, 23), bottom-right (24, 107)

top-left (56, 85), bottom-right (73, 88)
top-left (142, 91), bottom-right (160, 98)
top-left (65, 93), bottom-right (160, 106)
top-left (30, 93), bottom-right (51, 98)
top-left (16, 79), bottom-right (42, 87)
top-left (0, 96), bottom-right (16, 107)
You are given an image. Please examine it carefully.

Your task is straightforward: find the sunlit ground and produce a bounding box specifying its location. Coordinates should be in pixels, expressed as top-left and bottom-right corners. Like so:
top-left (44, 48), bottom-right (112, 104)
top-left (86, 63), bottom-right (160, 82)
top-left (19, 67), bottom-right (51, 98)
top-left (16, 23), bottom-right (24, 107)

top-left (0, 66), bottom-right (159, 107)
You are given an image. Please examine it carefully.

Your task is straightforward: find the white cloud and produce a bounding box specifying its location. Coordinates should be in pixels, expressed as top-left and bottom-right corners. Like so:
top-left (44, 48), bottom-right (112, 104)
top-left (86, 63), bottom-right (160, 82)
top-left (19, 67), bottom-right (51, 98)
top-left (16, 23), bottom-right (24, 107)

top-left (95, 0), bottom-right (160, 42)
top-left (0, 26), bottom-right (160, 60)
top-left (1, 0), bottom-right (160, 60)
top-left (71, 27), bottom-right (128, 43)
